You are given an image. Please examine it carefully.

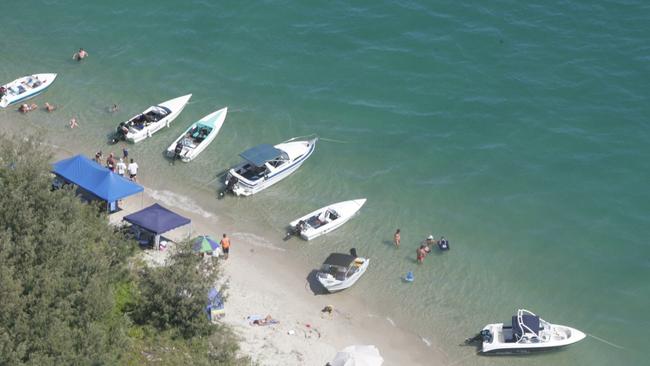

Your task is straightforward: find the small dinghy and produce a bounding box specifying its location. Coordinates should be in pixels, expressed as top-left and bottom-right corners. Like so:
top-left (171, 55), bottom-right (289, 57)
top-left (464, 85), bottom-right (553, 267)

top-left (222, 137), bottom-right (317, 196)
top-left (317, 249), bottom-right (369, 293)
top-left (165, 107), bottom-right (228, 162)
top-left (111, 94), bottom-right (192, 143)
top-left (0, 74), bottom-right (57, 108)
top-left (287, 199), bottom-right (366, 240)
top-left (466, 309), bottom-right (586, 354)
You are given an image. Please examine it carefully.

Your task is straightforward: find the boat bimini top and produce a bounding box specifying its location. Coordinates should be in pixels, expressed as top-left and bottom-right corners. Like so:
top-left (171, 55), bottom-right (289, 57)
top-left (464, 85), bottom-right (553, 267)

top-left (239, 144), bottom-right (289, 167)
top-left (510, 309), bottom-right (542, 343)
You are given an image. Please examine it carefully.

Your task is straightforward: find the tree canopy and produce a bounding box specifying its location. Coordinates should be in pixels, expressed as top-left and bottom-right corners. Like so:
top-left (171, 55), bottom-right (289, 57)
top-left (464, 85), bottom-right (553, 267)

top-left (0, 135), bottom-right (249, 365)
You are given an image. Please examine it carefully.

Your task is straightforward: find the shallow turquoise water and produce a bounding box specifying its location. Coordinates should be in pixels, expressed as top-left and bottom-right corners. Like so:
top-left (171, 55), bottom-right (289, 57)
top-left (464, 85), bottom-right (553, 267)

top-left (1, 1), bottom-right (648, 364)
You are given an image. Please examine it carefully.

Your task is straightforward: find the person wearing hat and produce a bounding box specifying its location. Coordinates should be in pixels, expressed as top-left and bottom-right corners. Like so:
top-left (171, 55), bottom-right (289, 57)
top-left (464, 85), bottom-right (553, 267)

top-left (424, 235), bottom-right (436, 253)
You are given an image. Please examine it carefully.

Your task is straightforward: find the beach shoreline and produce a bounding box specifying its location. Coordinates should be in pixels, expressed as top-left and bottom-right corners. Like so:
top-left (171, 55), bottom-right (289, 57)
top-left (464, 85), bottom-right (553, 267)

top-left (24, 125), bottom-right (447, 365)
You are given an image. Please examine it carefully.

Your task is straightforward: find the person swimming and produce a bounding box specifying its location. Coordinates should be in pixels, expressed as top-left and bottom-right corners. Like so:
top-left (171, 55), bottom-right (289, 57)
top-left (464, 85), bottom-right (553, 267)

top-left (72, 48), bottom-right (89, 61)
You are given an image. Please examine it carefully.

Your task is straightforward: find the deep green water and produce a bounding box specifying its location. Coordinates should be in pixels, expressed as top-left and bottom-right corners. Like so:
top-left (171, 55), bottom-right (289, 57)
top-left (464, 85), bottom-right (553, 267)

top-left (2, 1), bottom-right (648, 364)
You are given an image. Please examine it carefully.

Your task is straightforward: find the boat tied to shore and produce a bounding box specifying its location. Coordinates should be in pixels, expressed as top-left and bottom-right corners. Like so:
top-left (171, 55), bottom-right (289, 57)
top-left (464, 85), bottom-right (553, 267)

top-left (286, 199), bottom-right (367, 241)
top-left (466, 309), bottom-right (586, 354)
top-left (165, 107), bottom-right (228, 162)
top-left (222, 137), bottom-right (318, 197)
top-left (111, 94), bottom-right (192, 144)
top-left (0, 74), bottom-right (57, 108)
top-left (317, 248), bottom-right (369, 292)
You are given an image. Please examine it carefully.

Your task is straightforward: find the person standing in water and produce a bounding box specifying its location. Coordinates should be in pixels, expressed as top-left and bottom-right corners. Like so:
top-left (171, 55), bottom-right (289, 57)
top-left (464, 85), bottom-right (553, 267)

top-left (393, 229), bottom-right (401, 248)
top-left (220, 233), bottom-right (231, 260)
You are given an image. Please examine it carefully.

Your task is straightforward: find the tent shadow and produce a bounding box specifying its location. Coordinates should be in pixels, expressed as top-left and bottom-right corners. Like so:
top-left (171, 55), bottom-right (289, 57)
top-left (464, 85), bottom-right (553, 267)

top-left (306, 269), bottom-right (328, 295)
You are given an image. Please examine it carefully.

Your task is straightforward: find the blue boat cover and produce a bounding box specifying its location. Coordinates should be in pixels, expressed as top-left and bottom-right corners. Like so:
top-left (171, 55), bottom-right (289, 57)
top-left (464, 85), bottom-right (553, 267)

top-left (239, 144), bottom-right (286, 167)
top-left (52, 154), bottom-right (143, 202)
top-left (123, 203), bottom-right (190, 235)
top-left (512, 314), bottom-right (540, 340)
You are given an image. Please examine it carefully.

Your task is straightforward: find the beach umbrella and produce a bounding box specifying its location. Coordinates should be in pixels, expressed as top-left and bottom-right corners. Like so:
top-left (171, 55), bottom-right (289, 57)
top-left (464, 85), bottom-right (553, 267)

top-left (193, 235), bottom-right (220, 253)
top-left (330, 345), bottom-right (383, 366)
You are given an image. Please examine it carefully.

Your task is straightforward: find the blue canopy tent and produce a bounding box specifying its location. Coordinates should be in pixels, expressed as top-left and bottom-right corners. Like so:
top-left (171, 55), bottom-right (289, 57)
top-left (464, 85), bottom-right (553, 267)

top-left (123, 203), bottom-right (191, 250)
top-left (52, 154), bottom-right (143, 212)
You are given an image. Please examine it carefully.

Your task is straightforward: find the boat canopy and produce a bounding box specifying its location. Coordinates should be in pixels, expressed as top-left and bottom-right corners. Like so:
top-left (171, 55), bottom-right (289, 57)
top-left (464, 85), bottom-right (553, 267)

top-left (512, 313), bottom-right (540, 340)
top-left (323, 253), bottom-right (356, 268)
top-left (239, 144), bottom-right (288, 167)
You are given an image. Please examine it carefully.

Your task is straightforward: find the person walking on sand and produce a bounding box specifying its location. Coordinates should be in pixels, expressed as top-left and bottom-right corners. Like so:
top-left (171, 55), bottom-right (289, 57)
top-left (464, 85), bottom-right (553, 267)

top-left (128, 158), bottom-right (139, 182)
top-left (394, 229), bottom-right (401, 248)
top-left (94, 150), bottom-right (103, 165)
top-left (106, 153), bottom-right (116, 172)
top-left (220, 233), bottom-right (231, 260)
top-left (116, 158), bottom-right (127, 177)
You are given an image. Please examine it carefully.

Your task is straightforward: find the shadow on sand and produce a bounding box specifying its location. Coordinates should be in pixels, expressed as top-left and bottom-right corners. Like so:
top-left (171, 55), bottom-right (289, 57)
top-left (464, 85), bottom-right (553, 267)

top-left (306, 269), bottom-right (328, 295)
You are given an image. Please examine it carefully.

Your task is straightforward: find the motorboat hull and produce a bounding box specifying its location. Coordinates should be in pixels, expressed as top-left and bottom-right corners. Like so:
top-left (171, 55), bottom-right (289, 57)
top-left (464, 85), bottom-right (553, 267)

top-left (122, 94), bottom-right (192, 143)
top-left (166, 107), bottom-right (228, 162)
top-left (227, 139), bottom-right (317, 196)
top-left (0, 73), bottom-right (57, 108)
top-left (318, 257), bottom-right (369, 292)
top-left (480, 321), bottom-right (586, 354)
top-left (289, 199), bottom-right (367, 240)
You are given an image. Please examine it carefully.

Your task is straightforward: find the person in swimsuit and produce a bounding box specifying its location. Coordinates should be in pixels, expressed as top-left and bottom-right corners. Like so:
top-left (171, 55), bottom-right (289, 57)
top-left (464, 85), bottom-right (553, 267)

top-left (394, 229), bottom-right (401, 248)
top-left (73, 48), bottom-right (89, 61)
top-left (416, 245), bottom-right (426, 264)
top-left (44, 102), bottom-right (56, 112)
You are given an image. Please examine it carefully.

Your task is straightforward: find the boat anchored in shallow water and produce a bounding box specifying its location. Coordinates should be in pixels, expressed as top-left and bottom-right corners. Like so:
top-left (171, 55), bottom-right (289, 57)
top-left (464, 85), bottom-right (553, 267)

top-left (287, 199), bottom-right (366, 241)
top-left (467, 309), bottom-right (586, 354)
top-left (317, 249), bottom-right (369, 293)
top-left (223, 137), bottom-right (317, 196)
top-left (111, 94), bottom-right (192, 144)
top-left (0, 74), bottom-right (57, 108)
top-left (165, 107), bottom-right (228, 162)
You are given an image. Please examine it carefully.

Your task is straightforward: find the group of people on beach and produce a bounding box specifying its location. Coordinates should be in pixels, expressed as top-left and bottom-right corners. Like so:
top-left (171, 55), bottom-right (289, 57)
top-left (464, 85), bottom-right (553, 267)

top-left (93, 148), bottom-right (139, 182)
top-left (393, 229), bottom-right (449, 264)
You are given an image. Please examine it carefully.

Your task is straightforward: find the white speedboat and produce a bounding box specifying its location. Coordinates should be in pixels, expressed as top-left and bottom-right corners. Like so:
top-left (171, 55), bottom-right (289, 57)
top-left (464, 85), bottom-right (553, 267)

top-left (288, 199), bottom-right (367, 240)
top-left (317, 249), bottom-right (369, 292)
top-left (468, 309), bottom-right (586, 354)
top-left (223, 137), bottom-right (317, 196)
top-left (112, 94), bottom-right (192, 143)
top-left (166, 107), bottom-right (228, 162)
top-left (0, 73), bottom-right (57, 108)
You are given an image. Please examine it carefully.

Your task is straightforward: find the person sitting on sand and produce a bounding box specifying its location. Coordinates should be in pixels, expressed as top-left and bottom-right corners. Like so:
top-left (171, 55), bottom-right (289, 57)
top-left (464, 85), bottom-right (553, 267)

top-left (19, 103), bottom-right (37, 113)
top-left (69, 117), bottom-right (79, 129)
top-left (73, 48), bottom-right (89, 61)
top-left (44, 102), bottom-right (56, 112)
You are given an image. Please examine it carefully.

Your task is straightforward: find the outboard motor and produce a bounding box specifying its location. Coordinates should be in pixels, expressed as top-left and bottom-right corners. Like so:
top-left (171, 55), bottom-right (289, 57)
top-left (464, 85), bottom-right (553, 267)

top-left (219, 175), bottom-right (239, 199)
top-left (110, 122), bottom-right (128, 144)
top-left (350, 248), bottom-right (358, 258)
top-left (465, 329), bottom-right (492, 344)
top-left (173, 142), bottom-right (183, 160)
top-left (296, 220), bottom-right (306, 235)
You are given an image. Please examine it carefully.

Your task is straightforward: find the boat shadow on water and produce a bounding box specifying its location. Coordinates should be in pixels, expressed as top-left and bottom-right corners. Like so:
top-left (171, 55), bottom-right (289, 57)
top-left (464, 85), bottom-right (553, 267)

top-left (306, 269), bottom-right (328, 295)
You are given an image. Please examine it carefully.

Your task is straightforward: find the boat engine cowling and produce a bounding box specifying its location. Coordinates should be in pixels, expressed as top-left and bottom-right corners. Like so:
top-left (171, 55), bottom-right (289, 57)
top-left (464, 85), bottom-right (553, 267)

top-left (480, 329), bottom-right (493, 343)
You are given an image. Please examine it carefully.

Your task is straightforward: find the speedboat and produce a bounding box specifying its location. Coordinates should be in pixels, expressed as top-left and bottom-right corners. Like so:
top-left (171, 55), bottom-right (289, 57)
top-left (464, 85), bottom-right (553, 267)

top-left (467, 309), bottom-right (586, 354)
top-left (112, 94), bottom-right (192, 143)
top-left (0, 74), bottom-right (57, 108)
top-left (317, 249), bottom-right (369, 292)
top-left (287, 199), bottom-right (367, 240)
top-left (166, 107), bottom-right (228, 162)
top-left (223, 137), bottom-right (317, 196)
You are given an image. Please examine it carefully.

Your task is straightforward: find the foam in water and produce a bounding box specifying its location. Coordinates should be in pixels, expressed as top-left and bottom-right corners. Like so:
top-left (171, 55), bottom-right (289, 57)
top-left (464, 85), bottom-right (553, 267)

top-left (147, 188), bottom-right (215, 219)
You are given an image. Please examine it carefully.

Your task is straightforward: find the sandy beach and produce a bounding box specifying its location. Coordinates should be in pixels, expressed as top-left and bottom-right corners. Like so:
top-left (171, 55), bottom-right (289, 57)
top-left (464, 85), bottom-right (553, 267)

top-left (107, 186), bottom-right (447, 366)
